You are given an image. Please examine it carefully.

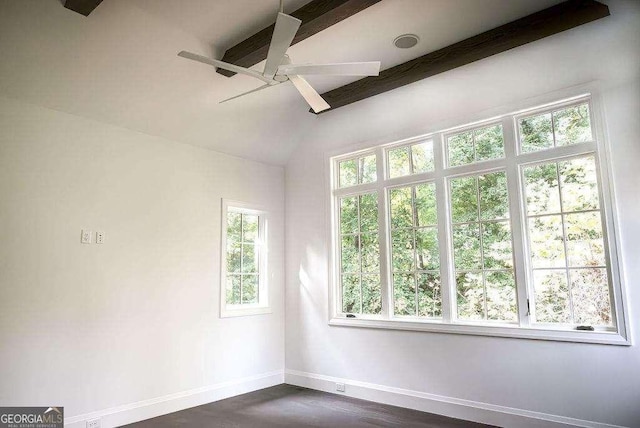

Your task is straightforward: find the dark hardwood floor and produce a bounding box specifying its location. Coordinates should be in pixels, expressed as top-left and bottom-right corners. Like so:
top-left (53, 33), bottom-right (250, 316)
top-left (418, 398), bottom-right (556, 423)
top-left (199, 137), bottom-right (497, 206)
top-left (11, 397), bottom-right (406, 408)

top-left (121, 384), bottom-right (496, 427)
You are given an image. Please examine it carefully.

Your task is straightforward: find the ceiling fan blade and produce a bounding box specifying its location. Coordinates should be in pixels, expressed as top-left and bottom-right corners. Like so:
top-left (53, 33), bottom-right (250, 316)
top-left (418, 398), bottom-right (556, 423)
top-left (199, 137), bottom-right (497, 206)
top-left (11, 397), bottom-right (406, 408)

top-left (263, 13), bottom-right (301, 80)
top-left (178, 51), bottom-right (272, 84)
top-left (278, 62), bottom-right (381, 76)
top-left (288, 75), bottom-right (330, 113)
top-left (219, 83), bottom-right (275, 104)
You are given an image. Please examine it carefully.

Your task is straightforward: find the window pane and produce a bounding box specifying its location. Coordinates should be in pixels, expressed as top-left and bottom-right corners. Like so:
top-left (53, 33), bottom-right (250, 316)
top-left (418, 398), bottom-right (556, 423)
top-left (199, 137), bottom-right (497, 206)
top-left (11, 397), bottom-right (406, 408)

top-left (389, 182), bottom-right (441, 319)
top-left (452, 223), bottom-right (481, 270)
top-left (411, 141), bottom-right (434, 173)
top-left (242, 275), bottom-right (258, 304)
top-left (565, 212), bottom-right (605, 267)
top-left (362, 274), bottom-right (382, 315)
top-left (450, 176), bottom-right (478, 223)
top-left (359, 193), bottom-right (378, 233)
top-left (227, 212), bottom-right (242, 242)
top-left (524, 156), bottom-right (613, 326)
top-left (451, 170), bottom-right (514, 322)
top-left (339, 159), bottom-right (358, 187)
top-left (227, 242), bottom-right (241, 273)
top-left (415, 182), bottom-right (437, 226)
top-left (523, 163), bottom-right (561, 215)
top-left (418, 273), bottom-right (441, 317)
top-left (519, 113), bottom-right (553, 153)
top-left (226, 275), bottom-right (241, 305)
top-left (528, 215), bottom-right (565, 268)
top-left (391, 228), bottom-right (415, 272)
top-left (340, 196), bottom-right (358, 234)
top-left (360, 154), bottom-right (377, 184)
top-left (533, 270), bottom-right (571, 323)
top-left (479, 171), bottom-right (509, 220)
top-left (448, 125), bottom-right (504, 166)
top-left (242, 214), bottom-right (258, 242)
top-left (388, 146), bottom-right (410, 178)
top-left (241, 244), bottom-right (257, 273)
top-left (390, 187), bottom-right (413, 229)
top-left (360, 233), bottom-right (379, 272)
top-left (559, 156), bottom-right (600, 212)
top-left (554, 104), bottom-right (592, 146)
top-left (475, 125), bottom-right (504, 161)
top-left (340, 235), bottom-right (359, 273)
top-left (570, 268), bottom-right (611, 326)
top-left (448, 131), bottom-right (473, 166)
top-left (482, 221), bottom-right (513, 269)
top-left (415, 227), bottom-right (439, 271)
top-left (339, 191), bottom-right (380, 314)
top-left (456, 272), bottom-right (484, 320)
top-left (342, 274), bottom-right (360, 313)
top-left (393, 273), bottom-right (416, 316)
top-left (338, 155), bottom-right (377, 187)
top-left (485, 271), bottom-right (517, 321)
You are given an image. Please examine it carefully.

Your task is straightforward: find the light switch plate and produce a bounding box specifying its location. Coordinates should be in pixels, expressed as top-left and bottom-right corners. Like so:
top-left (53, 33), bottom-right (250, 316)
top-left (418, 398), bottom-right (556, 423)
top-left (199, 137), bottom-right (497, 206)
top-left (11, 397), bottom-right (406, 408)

top-left (81, 230), bottom-right (92, 244)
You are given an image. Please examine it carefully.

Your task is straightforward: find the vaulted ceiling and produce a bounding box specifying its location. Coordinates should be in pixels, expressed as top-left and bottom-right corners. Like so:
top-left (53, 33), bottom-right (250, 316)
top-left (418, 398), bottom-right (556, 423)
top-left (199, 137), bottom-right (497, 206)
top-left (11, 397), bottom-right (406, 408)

top-left (0, 0), bottom-right (570, 165)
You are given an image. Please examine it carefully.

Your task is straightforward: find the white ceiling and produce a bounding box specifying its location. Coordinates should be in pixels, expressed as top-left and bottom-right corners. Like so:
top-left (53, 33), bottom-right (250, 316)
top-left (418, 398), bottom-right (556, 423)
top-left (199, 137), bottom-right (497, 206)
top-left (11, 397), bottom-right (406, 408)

top-left (0, 0), bottom-right (564, 165)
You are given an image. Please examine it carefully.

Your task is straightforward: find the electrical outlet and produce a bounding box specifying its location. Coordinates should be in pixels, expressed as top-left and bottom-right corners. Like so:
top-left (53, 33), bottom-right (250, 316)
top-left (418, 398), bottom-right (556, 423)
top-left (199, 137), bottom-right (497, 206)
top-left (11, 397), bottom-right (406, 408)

top-left (86, 418), bottom-right (100, 428)
top-left (81, 230), bottom-right (92, 244)
top-left (336, 383), bottom-right (345, 392)
top-left (95, 231), bottom-right (105, 244)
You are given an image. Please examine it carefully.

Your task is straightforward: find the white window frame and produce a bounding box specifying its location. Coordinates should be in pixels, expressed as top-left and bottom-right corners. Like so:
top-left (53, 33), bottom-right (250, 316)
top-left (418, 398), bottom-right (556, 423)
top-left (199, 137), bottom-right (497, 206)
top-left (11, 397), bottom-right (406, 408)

top-left (220, 199), bottom-right (270, 318)
top-left (326, 87), bottom-right (630, 346)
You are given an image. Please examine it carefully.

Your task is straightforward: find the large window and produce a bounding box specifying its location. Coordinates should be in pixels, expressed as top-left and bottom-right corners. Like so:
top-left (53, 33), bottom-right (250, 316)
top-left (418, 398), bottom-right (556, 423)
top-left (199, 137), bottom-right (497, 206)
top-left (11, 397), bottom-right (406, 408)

top-left (220, 199), bottom-right (269, 317)
top-left (329, 95), bottom-right (629, 345)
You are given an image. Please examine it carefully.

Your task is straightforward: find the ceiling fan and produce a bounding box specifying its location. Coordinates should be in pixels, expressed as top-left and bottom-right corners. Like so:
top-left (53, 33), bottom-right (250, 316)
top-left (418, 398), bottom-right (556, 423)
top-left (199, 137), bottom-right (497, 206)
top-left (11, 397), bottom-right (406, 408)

top-left (178, 1), bottom-right (381, 113)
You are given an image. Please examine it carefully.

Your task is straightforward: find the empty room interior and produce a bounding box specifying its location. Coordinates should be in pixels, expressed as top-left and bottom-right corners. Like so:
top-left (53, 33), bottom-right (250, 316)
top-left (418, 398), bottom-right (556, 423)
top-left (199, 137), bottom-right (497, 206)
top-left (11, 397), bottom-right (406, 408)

top-left (1, 0), bottom-right (639, 427)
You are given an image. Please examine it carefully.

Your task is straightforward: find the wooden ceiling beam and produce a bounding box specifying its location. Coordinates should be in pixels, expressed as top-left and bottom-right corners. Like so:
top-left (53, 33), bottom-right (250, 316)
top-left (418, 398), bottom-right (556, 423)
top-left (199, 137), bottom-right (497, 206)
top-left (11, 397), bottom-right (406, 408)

top-left (216, 0), bottom-right (381, 77)
top-left (63, 0), bottom-right (103, 16)
top-left (315, 0), bottom-right (610, 114)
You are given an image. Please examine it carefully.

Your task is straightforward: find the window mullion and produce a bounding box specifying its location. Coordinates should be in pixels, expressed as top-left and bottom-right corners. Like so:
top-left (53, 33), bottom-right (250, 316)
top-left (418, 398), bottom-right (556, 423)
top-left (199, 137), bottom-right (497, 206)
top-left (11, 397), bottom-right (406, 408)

top-left (411, 187), bottom-right (419, 316)
top-left (258, 216), bottom-right (264, 305)
top-left (240, 214), bottom-right (244, 304)
top-left (503, 117), bottom-right (531, 327)
top-left (375, 146), bottom-right (391, 318)
top-left (433, 133), bottom-right (453, 322)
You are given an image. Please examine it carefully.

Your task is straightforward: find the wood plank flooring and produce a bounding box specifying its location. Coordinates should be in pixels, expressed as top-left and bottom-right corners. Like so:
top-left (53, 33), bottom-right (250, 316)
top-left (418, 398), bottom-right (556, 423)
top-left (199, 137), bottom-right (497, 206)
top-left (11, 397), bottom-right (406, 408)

top-left (122, 384), bottom-right (496, 427)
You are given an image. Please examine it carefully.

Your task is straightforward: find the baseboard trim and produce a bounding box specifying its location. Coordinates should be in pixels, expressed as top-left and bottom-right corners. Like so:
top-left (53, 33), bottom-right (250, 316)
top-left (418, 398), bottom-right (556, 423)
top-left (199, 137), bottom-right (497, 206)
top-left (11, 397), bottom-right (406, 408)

top-left (65, 370), bottom-right (284, 428)
top-left (284, 369), bottom-right (626, 428)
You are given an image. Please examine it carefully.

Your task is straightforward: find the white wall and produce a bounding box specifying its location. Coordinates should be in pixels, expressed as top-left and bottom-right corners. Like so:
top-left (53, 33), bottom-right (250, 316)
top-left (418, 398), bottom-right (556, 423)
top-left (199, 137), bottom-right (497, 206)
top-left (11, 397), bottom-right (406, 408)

top-left (0, 95), bottom-right (285, 421)
top-left (285, 1), bottom-right (640, 426)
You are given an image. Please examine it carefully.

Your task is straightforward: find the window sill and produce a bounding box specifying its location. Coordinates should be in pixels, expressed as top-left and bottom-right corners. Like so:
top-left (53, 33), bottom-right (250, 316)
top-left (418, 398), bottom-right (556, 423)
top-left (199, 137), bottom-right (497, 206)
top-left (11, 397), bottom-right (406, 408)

top-left (221, 306), bottom-right (272, 318)
top-left (328, 316), bottom-right (630, 346)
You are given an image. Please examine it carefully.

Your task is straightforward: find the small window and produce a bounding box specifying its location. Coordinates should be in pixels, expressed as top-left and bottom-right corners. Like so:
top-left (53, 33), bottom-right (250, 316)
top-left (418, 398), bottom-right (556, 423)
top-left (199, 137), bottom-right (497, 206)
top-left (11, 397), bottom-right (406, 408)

top-left (387, 141), bottom-right (434, 178)
top-left (447, 124), bottom-right (504, 167)
top-left (339, 154), bottom-right (376, 188)
top-left (220, 200), bottom-right (269, 317)
top-left (518, 103), bottom-right (593, 153)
